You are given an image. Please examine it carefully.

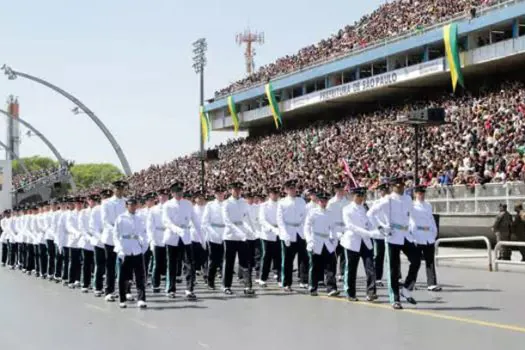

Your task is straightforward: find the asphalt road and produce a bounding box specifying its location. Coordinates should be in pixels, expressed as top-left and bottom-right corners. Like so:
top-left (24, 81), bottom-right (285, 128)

top-left (1, 259), bottom-right (525, 350)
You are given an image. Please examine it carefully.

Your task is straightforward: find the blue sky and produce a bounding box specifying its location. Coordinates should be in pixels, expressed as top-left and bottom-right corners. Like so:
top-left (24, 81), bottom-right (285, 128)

top-left (0, 0), bottom-right (384, 173)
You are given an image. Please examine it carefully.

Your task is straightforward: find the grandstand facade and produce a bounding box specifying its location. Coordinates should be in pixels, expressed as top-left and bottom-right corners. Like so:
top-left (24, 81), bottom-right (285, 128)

top-left (205, 0), bottom-right (525, 131)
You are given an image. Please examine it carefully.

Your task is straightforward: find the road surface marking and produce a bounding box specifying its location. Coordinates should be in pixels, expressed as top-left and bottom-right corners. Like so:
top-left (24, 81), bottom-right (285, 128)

top-left (197, 341), bottom-right (210, 348)
top-left (318, 296), bottom-right (525, 334)
top-left (132, 318), bottom-right (158, 329)
top-left (84, 303), bottom-right (110, 313)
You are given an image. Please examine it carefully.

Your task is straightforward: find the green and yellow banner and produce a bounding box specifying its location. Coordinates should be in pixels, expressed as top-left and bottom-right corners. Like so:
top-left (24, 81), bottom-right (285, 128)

top-left (227, 96), bottom-right (240, 134)
top-left (264, 82), bottom-right (283, 129)
top-left (443, 23), bottom-right (464, 92)
top-left (199, 105), bottom-right (211, 143)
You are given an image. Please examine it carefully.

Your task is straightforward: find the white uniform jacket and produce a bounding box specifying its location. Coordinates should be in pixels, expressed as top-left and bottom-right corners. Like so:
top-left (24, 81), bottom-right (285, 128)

top-left (12, 216), bottom-right (22, 243)
top-left (327, 196), bottom-right (351, 238)
top-left (191, 205), bottom-right (207, 246)
top-left (305, 201), bottom-right (319, 218)
top-left (45, 211), bottom-right (58, 241)
top-left (222, 197), bottom-right (253, 241)
top-left (146, 203), bottom-right (165, 248)
top-left (0, 217), bottom-right (10, 243)
top-left (162, 198), bottom-right (201, 246)
top-left (113, 211), bottom-right (148, 257)
top-left (247, 204), bottom-right (260, 240)
top-left (259, 200), bottom-right (279, 241)
top-left (88, 205), bottom-right (104, 248)
top-left (201, 200), bottom-right (225, 244)
top-left (100, 196), bottom-right (127, 247)
top-left (65, 210), bottom-right (82, 248)
top-left (277, 196), bottom-right (306, 243)
top-left (78, 207), bottom-right (94, 251)
top-left (409, 200), bottom-right (437, 245)
top-left (367, 193), bottom-right (415, 246)
top-left (304, 207), bottom-right (338, 254)
top-left (27, 215), bottom-right (37, 244)
top-left (341, 202), bottom-right (383, 252)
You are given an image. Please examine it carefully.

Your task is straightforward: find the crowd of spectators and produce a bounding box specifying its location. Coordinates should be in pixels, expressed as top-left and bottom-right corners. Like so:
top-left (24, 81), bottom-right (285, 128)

top-left (215, 0), bottom-right (498, 98)
top-left (116, 80), bottom-right (525, 197)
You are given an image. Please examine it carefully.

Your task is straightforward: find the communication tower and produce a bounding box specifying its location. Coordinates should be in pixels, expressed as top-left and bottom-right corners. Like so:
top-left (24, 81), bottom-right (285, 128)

top-left (6, 96), bottom-right (20, 160)
top-left (236, 29), bottom-right (264, 75)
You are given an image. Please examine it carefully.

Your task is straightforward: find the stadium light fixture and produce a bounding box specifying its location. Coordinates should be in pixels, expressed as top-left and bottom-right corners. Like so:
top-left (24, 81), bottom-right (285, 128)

top-left (192, 38), bottom-right (207, 193)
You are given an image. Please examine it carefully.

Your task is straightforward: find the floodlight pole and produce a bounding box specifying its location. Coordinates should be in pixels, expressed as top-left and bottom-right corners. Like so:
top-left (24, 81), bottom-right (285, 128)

top-left (192, 38), bottom-right (207, 192)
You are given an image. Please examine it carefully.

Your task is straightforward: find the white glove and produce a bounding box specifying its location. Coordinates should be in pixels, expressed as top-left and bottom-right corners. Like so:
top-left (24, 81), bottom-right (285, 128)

top-left (379, 226), bottom-right (392, 237)
top-left (117, 251), bottom-right (125, 261)
top-left (306, 241), bottom-right (314, 252)
top-left (284, 239), bottom-right (291, 247)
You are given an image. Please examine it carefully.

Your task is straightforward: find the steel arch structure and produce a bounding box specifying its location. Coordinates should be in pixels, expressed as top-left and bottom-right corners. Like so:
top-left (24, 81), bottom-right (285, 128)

top-left (1, 65), bottom-right (132, 176)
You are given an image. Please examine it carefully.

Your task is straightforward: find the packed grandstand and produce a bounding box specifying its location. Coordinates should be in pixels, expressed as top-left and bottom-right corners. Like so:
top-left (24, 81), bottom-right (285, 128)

top-left (11, 0), bottom-right (525, 198)
top-left (213, 0), bottom-right (495, 98)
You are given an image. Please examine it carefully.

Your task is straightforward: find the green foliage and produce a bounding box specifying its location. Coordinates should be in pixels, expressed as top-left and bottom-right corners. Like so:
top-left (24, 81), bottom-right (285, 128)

top-left (12, 156), bottom-right (58, 175)
top-left (70, 163), bottom-right (124, 189)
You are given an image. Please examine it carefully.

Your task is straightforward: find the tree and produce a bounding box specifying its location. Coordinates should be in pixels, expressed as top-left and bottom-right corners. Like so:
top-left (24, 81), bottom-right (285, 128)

top-left (12, 156), bottom-right (58, 175)
top-left (70, 163), bottom-right (124, 189)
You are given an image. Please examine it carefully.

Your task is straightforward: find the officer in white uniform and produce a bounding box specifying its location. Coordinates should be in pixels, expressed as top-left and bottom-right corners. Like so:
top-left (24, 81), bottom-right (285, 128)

top-left (146, 188), bottom-right (169, 293)
top-left (277, 180), bottom-right (308, 291)
top-left (139, 192), bottom-right (156, 282)
top-left (410, 185), bottom-right (440, 291)
top-left (327, 183), bottom-right (350, 281)
top-left (0, 210), bottom-right (11, 267)
top-left (56, 199), bottom-right (72, 284)
top-left (101, 181), bottom-right (128, 302)
top-left (304, 191), bottom-right (339, 296)
top-left (367, 177), bottom-right (421, 310)
top-left (368, 182), bottom-right (390, 286)
top-left (79, 196), bottom-right (96, 293)
top-left (45, 200), bottom-right (59, 280)
top-left (162, 182), bottom-right (200, 300)
top-left (87, 192), bottom-right (105, 296)
top-left (257, 187), bottom-right (281, 287)
top-left (242, 192), bottom-right (259, 282)
top-left (222, 182), bottom-right (255, 295)
top-left (65, 197), bottom-right (84, 288)
top-left (192, 191), bottom-right (208, 282)
top-left (36, 202), bottom-right (49, 278)
top-left (202, 185), bottom-right (226, 290)
top-left (114, 197), bottom-right (148, 309)
top-left (342, 187), bottom-right (383, 301)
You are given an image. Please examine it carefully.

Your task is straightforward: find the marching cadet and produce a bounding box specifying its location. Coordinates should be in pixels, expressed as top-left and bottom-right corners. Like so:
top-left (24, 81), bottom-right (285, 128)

top-left (327, 182), bottom-right (350, 281)
top-left (90, 191), bottom-right (107, 297)
top-left (65, 197), bottom-right (83, 288)
top-left (26, 206), bottom-right (38, 276)
top-left (253, 193), bottom-right (265, 280)
top-left (162, 182), bottom-right (200, 300)
top-left (222, 182), bottom-right (255, 295)
top-left (0, 210), bottom-right (10, 267)
top-left (368, 177), bottom-right (421, 310)
top-left (257, 187), bottom-right (281, 287)
top-left (304, 191), bottom-right (339, 297)
top-left (101, 181), bottom-right (128, 302)
top-left (6, 208), bottom-right (18, 269)
top-left (241, 192), bottom-right (259, 282)
top-left (342, 187), bottom-right (381, 301)
top-left (139, 193), bottom-right (156, 282)
top-left (79, 196), bottom-right (96, 293)
top-left (17, 208), bottom-right (27, 272)
top-left (409, 185), bottom-right (440, 291)
top-left (202, 185), bottom-right (226, 290)
top-left (36, 203), bottom-right (49, 279)
top-left (146, 188), bottom-right (169, 293)
top-left (114, 197), bottom-right (148, 309)
top-left (58, 198), bottom-right (73, 284)
top-left (277, 180), bottom-right (308, 291)
top-left (45, 201), bottom-right (59, 281)
top-left (192, 191), bottom-right (208, 281)
top-left (305, 189), bottom-right (319, 217)
top-left (368, 182), bottom-right (390, 286)
top-left (54, 199), bottom-right (68, 283)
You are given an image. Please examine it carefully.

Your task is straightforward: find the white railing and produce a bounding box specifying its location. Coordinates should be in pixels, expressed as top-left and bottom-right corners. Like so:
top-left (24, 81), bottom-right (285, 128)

top-left (363, 182), bottom-right (525, 215)
top-left (493, 241), bottom-right (525, 271)
top-left (214, 0), bottom-right (520, 100)
top-left (435, 236), bottom-right (493, 271)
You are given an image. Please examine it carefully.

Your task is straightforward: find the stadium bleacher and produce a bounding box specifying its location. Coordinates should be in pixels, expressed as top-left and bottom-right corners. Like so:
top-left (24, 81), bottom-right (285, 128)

top-left (214, 0), bottom-right (494, 98)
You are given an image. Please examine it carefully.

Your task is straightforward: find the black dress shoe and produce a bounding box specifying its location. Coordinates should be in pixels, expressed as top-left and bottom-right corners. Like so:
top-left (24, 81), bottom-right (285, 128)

top-left (392, 302), bottom-right (403, 310)
top-left (405, 297), bottom-right (417, 305)
top-left (224, 288), bottom-right (234, 295)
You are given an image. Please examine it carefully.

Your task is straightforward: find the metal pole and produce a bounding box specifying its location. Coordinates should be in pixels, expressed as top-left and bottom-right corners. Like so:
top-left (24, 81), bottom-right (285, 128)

top-left (199, 68), bottom-right (206, 193)
top-left (414, 125), bottom-right (420, 186)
